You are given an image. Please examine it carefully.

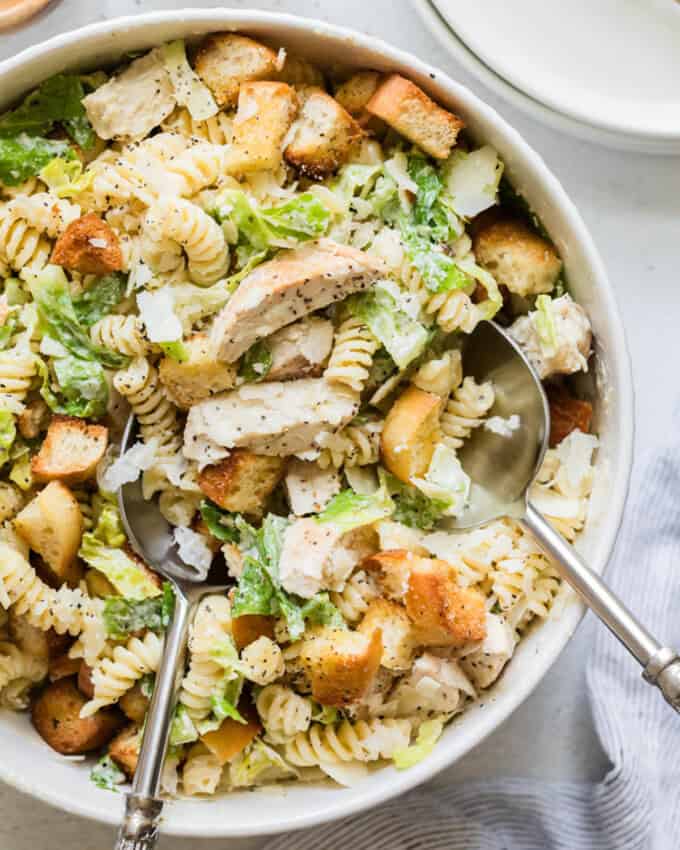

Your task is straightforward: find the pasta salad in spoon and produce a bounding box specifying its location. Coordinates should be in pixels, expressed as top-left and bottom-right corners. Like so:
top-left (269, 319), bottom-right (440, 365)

top-left (0, 31), bottom-right (596, 797)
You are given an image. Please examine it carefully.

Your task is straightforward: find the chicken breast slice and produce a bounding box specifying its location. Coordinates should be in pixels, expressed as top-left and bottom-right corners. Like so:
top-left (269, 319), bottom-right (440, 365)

top-left (284, 459), bottom-right (341, 515)
top-left (183, 378), bottom-right (359, 464)
top-left (210, 239), bottom-right (386, 362)
top-left (266, 317), bottom-right (334, 382)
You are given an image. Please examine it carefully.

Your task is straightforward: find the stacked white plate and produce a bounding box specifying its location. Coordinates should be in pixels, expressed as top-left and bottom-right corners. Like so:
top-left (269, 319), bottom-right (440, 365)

top-left (414, 0), bottom-right (680, 154)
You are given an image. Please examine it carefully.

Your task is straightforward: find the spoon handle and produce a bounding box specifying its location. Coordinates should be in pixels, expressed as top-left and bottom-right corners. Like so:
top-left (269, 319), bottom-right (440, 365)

top-left (523, 502), bottom-right (680, 713)
top-left (115, 586), bottom-right (192, 849)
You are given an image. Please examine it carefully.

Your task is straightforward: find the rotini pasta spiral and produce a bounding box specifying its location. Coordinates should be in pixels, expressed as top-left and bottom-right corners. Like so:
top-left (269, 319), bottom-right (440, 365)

top-left (142, 196), bottom-right (229, 285)
top-left (163, 107), bottom-right (234, 145)
top-left (182, 743), bottom-right (223, 796)
top-left (0, 543), bottom-right (104, 662)
top-left (317, 417), bottom-right (383, 469)
top-left (324, 317), bottom-right (378, 394)
top-left (330, 569), bottom-right (379, 623)
top-left (0, 348), bottom-right (36, 414)
top-left (81, 630), bottom-right (163, 717)
top-left (0, 194), bottom-right (80, 276)
top-left (165, 142), bottom-right (229, 198)
top-left (240, 636), bottom-right (284, 686)
top-left (256, 684), bottom-right (312, 744)
top-left (113, 357), bottom-right (182, 497)
top-left (440, 376), bottom-right (495, 450)
top-left (179, 595), bottom-right (232, 722)
top-left (285, 718), bottom-right (412, 766)
top-left (91, 315), bottom-right (151, 357)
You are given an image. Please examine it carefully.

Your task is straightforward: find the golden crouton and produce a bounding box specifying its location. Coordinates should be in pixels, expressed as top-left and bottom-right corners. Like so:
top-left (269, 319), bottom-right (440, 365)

top-left (51, 213), bottom-right (123, 275)
top-left (472, 218), bottom-right (562, 297)
top-left (299, 626), bottom-right (383, 707)
top-left (285, 88), bottom-right (362, 179)
top-left (405, 557), bottom-right (487, 647)
top-left (31, 415), bottom-right (108, 486)
top-left (334, 71), bottom-right (382, 125)
top-left (358, 598), bottom-right (414, 671)
top-left (366, 74), bottom-right (464, 159)
top-left (362, 548), bottom-right (419, 600)
top-left (32, 678), bottom-right (124, 755)
top-left (194, 33), bottom-right (279, 106)
top-left (275, 54), bottom-right (325, 88)
top-left (17, 398), bottom-right (50, 440)
top-left (201, 703), bottom-right (261, 765)
top-left (14, 481), bottom-right (83, 586)
top-left (228, 81), bottom-right (298, 173)
top-left (380, 386), bottom-right (442, 484)
top-left (48, 654), bottom-right (82, 683)
top-left (198, 449), bottom-right (287, 517)
top-left (158, 333), bottom-right (237, 409)
top-left (547, 385), bottom-right (593, 448)
top-left (232, 614), bottom-right (276, 650)
top-left (119, 682), bottom-right (150, 724)
top-left (109, 724), bottom-right (141, 779)
top-left (77, 662), bottom-right (95, 699)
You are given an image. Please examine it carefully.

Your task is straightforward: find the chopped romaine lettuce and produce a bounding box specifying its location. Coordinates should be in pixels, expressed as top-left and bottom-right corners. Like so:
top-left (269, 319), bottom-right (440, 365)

top-left (199, 500), bottom-right (240, 543)
top-left (403, 232), bottom-right (473, 295)
top-left (299, 593), bottom-right (345, 629)
top-left (317, 482), bottom-right (394, 534)
top-left (52, 353), bottom-right (109, 418)
top-left (159, 341), bottom-right (188, 362)
top-left (0, 135), bottom-right (74, 186)
top-left (39, 157), bottom-right (94, 199)
top-left (239, 340), bottom-right (272, 383)
top-left (230, 739), bottom-right (298, 787)
top-left (334, 163), bottom-right (383, 204)
top-left (29, 266), bottom-right (127, 368)
top-left (444, 146), bottom-right (503, 218)
top-left (170, 705), bottom-right (199, 747)
top-left (534, 294), bottom-right (558, 355)
top-left (393, 717), bottom-right (444, 769)
top-left (160, 40), bottom-right (218, 121)
top-left (9, 452), bottom-right (32, 490)
top-left (311, 703), bottom-right (339, 725)
top-left (0, 411), bottom-right (16, 469)
top-left (94, 499), bottom-right (126, 547)
top-left (350, 283), bottom-right (428, 369)
top-left (0, 312), bottom-right (16, 350)
top-left (80, 537), bottom-right (161, 599)
top-left (90, 755), bottom-right (126, 791)
top-left (232, 557), bottom-right (276, 619)
top-left (260, 193), bottom-right (331, 240)
top-left (72, 273), bottom-right (126, 327)
top-left (411, 444), bottom-right (471, 518)
top-left (383, 470), bottom-right (448, 531)
top-left (102, 583), bottom-right (174, 639)
top-left (0, 73), bottom-right (95, 149)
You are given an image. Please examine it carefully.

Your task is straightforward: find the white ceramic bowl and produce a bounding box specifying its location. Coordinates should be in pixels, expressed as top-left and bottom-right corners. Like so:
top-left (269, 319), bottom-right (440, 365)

top-left (0, 9), bottom-right (634, 838)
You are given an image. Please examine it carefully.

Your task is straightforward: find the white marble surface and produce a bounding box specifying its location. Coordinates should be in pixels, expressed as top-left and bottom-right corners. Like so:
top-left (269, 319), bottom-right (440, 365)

top-left (1, 1), bottom-right (679, 847)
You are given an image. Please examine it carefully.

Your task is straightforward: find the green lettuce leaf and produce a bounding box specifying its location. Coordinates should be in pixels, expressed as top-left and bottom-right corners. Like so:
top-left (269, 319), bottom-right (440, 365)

top-left (383, 471), bottom-right (448, 531)
top-left (311, 703), bottom-right (339, 725)
top-left (534, 294), bottom-right (558, 355)
top-left (90, 755), bottom-right (126, 791)
top-left (350, 284), bottom-right (428, 369)
top-left (159, 341), bottom-right (188, 362)
top-left (0, 73), bottom-right (95, 148)
top-left (403, 232), bottom-right (473, 295)
top-left (81, 537), bottom-right (162, 599)
top-left (39, 157), bottom-right (94, 199)
top-left (230, 739), bottom-right (298, 787)
top-left (0, 135), bottom-right (74, 186)
top-left (30, 265), bottom-right (127, 368)
top-left (239, 340), bottom-right (272, 383)
top-left (52, 353), bottom-right (109, 418)
top-left (72, 273), bottom-right (126, 327)
top-left (102, 583), bottom-right (174, 639)
top-left (316, 483), bottom-right (394, 534)
top-left (411, 444), bottom-right (471, 518)
top-left (299, 593), bottom-right (345, 629)
top-left (393, 717), bottom-right (444, 769)
top-left (0, 410), bottom-right (16, 468)
top-left (170, 705), bottom-right (199, 747)
top-left (199, 500), bottom-right (240, 543)
top-left (260, 193), bottom-right (331, 240)
top-left (0, 313), bottom-right (16, 351)
top-left (231, 556), bottom-right (276, 618)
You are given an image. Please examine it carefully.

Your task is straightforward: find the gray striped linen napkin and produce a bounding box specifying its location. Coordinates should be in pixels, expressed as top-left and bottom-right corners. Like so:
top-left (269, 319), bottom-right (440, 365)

top-left (268, 431), bottom-right (680, 850)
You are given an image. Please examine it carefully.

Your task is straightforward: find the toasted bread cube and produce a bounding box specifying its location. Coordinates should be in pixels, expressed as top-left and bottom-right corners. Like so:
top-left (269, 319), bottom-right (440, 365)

top-left (375, 521), bottom-right (428, 556)
top-left (334, 71), bottom-right (382, 123)
top-left (48, 654), bottom-right (82, 682)
top-left (380, 386), bottom-right (442, 484)
top-left (547, 385), bottom-right (593, 448)
top-left (228, 81), bottom-right (298, 174)
top-left (231, 614), bottom-right (276, 651)
top-left (201, 703), bottom-right (261, 765)
top-left (31, 416), bottom-right (108, 486)
top-left (405, 558), bottom-right (486, 647)
top-left (119, 682), bottom-right (151, 724)
top-left (361, 548), bottom-right (420, 600)
top-left (14, 482), bottom-right (83, 585)
top-left (473, 218), bottom-right (562, 297)
top-left (158, 333), bottom-right (237, 409)
top-left (285, 88), bottom-right (362, 179)
top-left (366, 74), bottom-right (464, 159)
top-left (195, 34), bottom-right (280, 106)
top-left (109, 724), bottom-right (141, 779)
top-left (275, 54), bottom-right (325, 88)
top-left (300, 626), bottom-right (382, 707)
top-left (198, 449), bottom-right (286, 517)
top-left (51, 213), bottom-right (123, 275)
top-left (358, 598), bottom-right (414, 671)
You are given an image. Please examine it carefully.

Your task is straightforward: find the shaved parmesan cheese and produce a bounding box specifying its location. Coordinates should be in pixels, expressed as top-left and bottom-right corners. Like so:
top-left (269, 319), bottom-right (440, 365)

top-left (98, 439), bottom-right (159, 492)
top-left (137, 288), bottom-right (182, 343)
top-left (173, 527), bottom-right (213, 578)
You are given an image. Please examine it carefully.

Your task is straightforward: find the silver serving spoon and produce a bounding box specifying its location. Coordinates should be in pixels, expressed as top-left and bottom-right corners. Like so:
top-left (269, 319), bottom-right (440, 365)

top-left (454, 321), bottom-right (680, 712)
top-left (114, 415), bottom-right (219, 849)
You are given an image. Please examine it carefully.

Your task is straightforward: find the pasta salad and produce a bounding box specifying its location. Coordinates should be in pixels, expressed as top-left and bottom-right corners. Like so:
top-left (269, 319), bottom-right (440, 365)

top-left (0, 32), bottom-right (598, 796)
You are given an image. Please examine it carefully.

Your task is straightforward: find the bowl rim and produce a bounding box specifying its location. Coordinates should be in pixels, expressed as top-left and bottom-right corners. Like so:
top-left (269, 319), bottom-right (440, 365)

top-left (0, 8), bottom-right (635, 838)
top-left (412, 0), bottom-right (680, 155)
